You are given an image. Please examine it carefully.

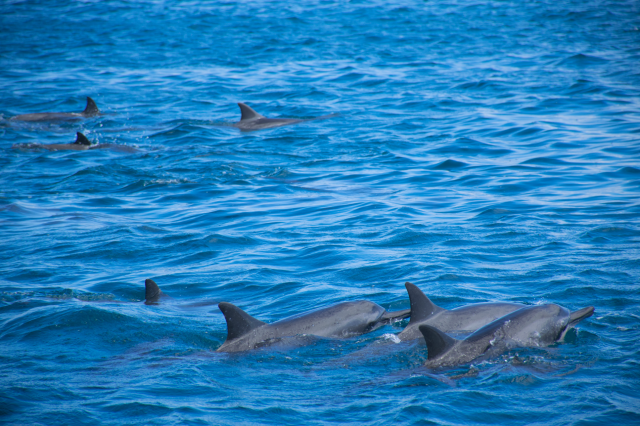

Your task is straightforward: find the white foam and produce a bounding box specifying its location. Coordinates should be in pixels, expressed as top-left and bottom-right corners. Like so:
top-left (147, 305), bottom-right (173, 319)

top-left (381, 333), bottom-right (401, 344)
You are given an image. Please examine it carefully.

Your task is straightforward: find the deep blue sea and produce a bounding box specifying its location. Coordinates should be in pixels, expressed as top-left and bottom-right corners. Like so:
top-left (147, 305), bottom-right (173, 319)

top-left (1, 0), bottom-right (639, 424)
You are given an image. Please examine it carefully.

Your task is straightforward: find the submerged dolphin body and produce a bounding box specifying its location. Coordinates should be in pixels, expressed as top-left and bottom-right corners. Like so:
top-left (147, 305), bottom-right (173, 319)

top-left (11, 132), bottom-right (93, 151)
top-left (232, 102), bottom-right (336, 131)
top-left (397, 282), bottom-right (524, 340)
top-left (217, 301), bottom-right (411, 352)
top-left (142, 279), bottom-right (220, 308)
top-left (12, 132), bottom-right (138, 153)
top-left (11, 97), bottom-right (101, 122)
top-left (419, 304), bottom-right (595, 368)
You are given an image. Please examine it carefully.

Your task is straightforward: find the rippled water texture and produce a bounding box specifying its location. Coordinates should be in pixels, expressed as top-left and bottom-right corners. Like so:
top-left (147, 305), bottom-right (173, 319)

top-left (1, 0), bottom-right (639, 424)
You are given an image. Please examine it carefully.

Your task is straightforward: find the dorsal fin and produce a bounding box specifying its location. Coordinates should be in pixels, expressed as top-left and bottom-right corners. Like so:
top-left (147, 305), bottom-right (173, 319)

top-left (405, 282), bottom-right (444, 325)
top-left (419, 325), bottom-right (458, 360)
top-left (83, 97), bottom-right (100, 116)
top-left (74, 132), bottom-right (92, 146)
top-left (218, 302), bottom-right (266, 342)
top-left (238, 103), bottom-right (265, 121)
top-left (144, 279), bottom-right (163, 303)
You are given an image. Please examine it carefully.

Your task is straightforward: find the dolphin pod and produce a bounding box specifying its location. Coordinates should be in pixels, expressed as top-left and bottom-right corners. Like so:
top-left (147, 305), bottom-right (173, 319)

top-left (13, 94), bottom-right (595, 369)
top-left (143, 279), bottom-right (594, 366)
top-left (10, 97), bottom-right (100, 122)
top-left (9, 100), bottom-right (332, 154)
top-left (232, 102), bottom-right (337, 131)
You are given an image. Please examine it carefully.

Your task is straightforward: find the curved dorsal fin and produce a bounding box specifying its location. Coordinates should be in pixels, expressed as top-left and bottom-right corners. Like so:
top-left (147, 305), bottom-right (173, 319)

top-left (144, 279), bottom-right (163, 303)
top-left (83, 97), bottom-right (100, 116)
top-left (74, 132), bottom-right (92, 146)
top-left (219, 302), bottom-right (266, 342)
top-left (238, 103), bottom-right (265, 121)
top-left (419, 324), bottom-right (458, 360)
top-left (405, 282), bottom-right (444, 325)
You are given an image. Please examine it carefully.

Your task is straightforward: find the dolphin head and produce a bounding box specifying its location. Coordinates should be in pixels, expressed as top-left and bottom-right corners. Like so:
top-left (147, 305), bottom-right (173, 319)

top-left (559, 306), bottom-right (594, 340)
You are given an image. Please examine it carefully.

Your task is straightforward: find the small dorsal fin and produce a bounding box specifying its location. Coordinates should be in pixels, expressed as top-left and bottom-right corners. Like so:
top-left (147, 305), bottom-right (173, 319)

top-left (405, 282), bottom-right (444, 325)
top-left (218, 302), bottom-right (266, 342)
top-left (419, 325), bottom-right (458, 360)
top-left (83, 97), bottom-right (100, 116)
top-left (74, 132), bottom-right (92, 146)
top-left (144, 279), bottom-right (163, 303)
top-left (238, 103), bottom-right (265, 121)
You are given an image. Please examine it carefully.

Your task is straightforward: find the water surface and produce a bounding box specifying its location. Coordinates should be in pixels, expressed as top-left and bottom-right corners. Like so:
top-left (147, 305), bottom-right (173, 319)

top-left (1, 1), bottom-right (639, 424)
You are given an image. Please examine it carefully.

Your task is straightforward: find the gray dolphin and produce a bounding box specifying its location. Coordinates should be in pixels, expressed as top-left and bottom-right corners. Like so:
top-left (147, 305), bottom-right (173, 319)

top-left (397, 282), bottom-right (524, 340)
top-left (10, 97), bottom-right (101, 122)
top-left (232, 102), bottom-right (336, 131)
top-left (419, 304), bottom-right (595, 368)
top-left (217, 301), bottom-right (411, 352)
top-left (12, 132), bottom-right (138, 153)
top-left (142, 279), bottom-right (220, 308)
top-left (11, 132), bottom-right (93, 151)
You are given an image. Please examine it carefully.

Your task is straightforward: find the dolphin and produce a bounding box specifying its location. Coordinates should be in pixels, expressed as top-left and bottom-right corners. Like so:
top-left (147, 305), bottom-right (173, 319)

top-left (419, 304), bottom-right (595, 368)
top-left (217, 301), bottom-right (411, 352)
top-left (12, 132), bottom-right (138, 153)
top-left (232, 102), bottom-right (336, 131)
top-left (11, 132), bottom-right (93, 151)
top-left (142, 279), bottom-right (221, 308)
top-left (10, 97), bottom-right (101, 122)
top-left (397, 282), bottom-right (524, 340)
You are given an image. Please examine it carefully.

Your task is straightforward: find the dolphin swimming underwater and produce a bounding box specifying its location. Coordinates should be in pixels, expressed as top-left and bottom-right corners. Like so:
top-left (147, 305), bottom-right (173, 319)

top-left (11, 132), bottom-right (93, 151)
top-left (419, 304), bottom-right (595, 368)
top-left (12, 132), bottom-right (138, 153)
top-left (232, 102), bottom-right (336, 131)
top-left (397, 282), bottom-right (524, 340)
top-left (217, 301), bottom-right (411, 352)
top-left (10, 97), bottom-right (101, 122)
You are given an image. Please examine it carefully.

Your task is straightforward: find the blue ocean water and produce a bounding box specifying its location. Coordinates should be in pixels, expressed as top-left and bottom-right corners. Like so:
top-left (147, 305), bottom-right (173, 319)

top-left (1, 0), bottom-right (639, 424)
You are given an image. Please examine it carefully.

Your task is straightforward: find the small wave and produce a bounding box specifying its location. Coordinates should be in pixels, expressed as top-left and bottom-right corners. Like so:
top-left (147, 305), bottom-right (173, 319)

top-left (583, 226), bottom-right (640, 239)
top-left (520, 157), bottom-right (570, 166)
top-left (431, 159), bottom-right (467, 171)
top-left (558, 53), bottom-right (608, 66)
top-left (476, 208), bottom-right (512, 217)
top-left (616, 166), bottom-right (640, 176)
